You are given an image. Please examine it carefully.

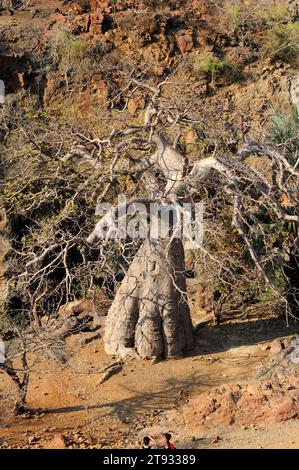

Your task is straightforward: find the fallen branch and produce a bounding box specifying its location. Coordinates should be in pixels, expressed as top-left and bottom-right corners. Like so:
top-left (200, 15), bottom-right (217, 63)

top-left (96, 363), bottom-right (123, 385)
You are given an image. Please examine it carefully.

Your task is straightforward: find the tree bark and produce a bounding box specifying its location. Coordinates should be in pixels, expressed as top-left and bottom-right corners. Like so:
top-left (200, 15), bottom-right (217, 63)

top-left (104, 237), bottom-right (194, 359)
top-left (0, 362), bottom-right (29, 415)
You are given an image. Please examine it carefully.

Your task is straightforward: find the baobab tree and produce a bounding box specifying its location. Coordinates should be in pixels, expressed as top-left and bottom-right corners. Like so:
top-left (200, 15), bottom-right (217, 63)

top-left (1, 73), bottom-right (298, 362)
top-left (87, 78), bottom-right (299, 360)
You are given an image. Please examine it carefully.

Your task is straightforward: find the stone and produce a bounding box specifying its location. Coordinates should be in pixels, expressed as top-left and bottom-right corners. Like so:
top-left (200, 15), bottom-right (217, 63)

top-left (47, 434), bottom-right (67, 449)
top-left (69, 3), bottom-right (84, 15)
top-left (270, 339), bottom-right (284, 355)
top-left (176, 31), bottom-right (193, 54)
top-left (90, 77), bottom-right (109, 104)
top-left (50, 12), bottom-right (66, 23)
top-left (90, 9), bottom-right (104, 34)
top-left (182, 377), bottom-right (299, 432)
top-left (128, 99), bottom-right (138, 114)
top-left (28, 436), bottom-right (37, 444)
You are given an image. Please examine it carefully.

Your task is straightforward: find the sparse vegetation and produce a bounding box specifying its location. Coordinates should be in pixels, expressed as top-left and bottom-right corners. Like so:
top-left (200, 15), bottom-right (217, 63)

top-left (191, 53), bottom-right (240, 88)
top-left (51, 30), bottom-right (95, 85)
top-left (268, 106), bottom-right (299, 150)
top-left (256, 4), bottom-right (289, 25)
top-left (223, 2), bottom-right (291, 42)
top-left (226, 2), bottom-right (246, 33)
top-left (263, 22), bottom-right (299, 64)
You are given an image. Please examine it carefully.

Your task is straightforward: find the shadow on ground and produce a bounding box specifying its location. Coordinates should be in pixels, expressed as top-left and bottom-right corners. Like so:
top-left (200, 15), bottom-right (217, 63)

top-left (3, 318), bottom-right (297, 425)
top-left (191, 317), bottom-right (299, 356)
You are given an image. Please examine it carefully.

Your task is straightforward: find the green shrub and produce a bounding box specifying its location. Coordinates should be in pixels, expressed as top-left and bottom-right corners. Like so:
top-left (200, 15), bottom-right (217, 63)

top-left (268, 106), bottom-right (299, 145)
top-left (256, 4), bottom-right (289, 25)
top-left (224, 3), bottom-right (290, 36)
top-left (227, 3), bottom-right (246, 32)
top-left (51, 30), bottom-right (92, 82)
top-left (263, 22), bottom-right (299, 63)
top-left (224, 2), bottom-right (259, 33)
top-left (268, 106), bottom-right (299, 165)
top-left (191, 54), bottom-right (240, 88)
top-left (66, 40), bottom-right (87, 67)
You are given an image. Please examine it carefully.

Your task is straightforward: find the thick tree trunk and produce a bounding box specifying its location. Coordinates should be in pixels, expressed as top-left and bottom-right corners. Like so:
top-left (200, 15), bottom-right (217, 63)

top-left (104, 238), bottom-right (194, 359)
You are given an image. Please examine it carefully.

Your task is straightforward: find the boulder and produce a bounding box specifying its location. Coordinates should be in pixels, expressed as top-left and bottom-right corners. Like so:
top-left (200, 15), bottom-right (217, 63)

top-left (270, 339), bottom-right (284, 355)
top-left (49, 12), bottom-right (66, 24)
top-left (47, 434), bottom-right (68, 449)
top-left (182, 377), bottom-right (299, 432)
top-left (176, 31), bottom-right (193, 54)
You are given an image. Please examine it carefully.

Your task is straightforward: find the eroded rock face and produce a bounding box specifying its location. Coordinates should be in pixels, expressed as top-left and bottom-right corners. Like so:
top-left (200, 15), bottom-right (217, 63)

top-left (65, 0), bottom-right (206, 59)
top-left (181, 343), bottom-right (299, 431)
top-left (0, 53), bottom-right (29, 93)
top-left (182, 378), bottom-right (299, 431)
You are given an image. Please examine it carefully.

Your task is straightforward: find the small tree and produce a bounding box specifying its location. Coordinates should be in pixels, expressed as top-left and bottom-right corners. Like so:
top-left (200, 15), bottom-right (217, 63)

top-left (0, 329), bottom-right (29, 414)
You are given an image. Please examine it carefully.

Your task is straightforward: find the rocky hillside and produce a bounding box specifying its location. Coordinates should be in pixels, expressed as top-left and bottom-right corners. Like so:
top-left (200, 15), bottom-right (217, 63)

top-left (1, 0), bottom-right (299, 322)
top-left (1, 0), bottom-right (299, 127)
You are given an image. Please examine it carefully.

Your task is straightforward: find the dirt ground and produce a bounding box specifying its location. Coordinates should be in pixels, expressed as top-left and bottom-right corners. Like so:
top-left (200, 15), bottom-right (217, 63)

top-left (1, 317), bottom-right (299, 449)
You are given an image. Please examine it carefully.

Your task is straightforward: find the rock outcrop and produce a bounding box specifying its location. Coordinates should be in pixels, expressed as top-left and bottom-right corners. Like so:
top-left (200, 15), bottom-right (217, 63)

top-left (182, 377), bottom-right (299, 431)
